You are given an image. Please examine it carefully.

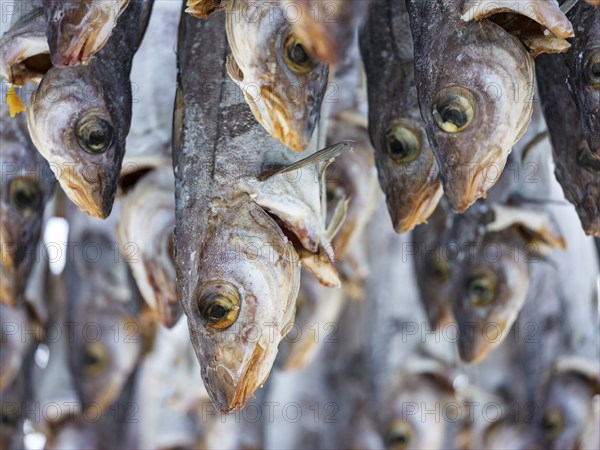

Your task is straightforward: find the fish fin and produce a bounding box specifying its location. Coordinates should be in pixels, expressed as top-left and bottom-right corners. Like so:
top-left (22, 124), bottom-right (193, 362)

top-left (298, 248), bottom-right (341, 288)
top-left (226, 53), bottom-right (243, 82)
top-left (258, 141), bottom-right (354, 181)
top-left (6, 85), bottom-right (25, 117)
top-left (487, 205), bottom-right (566, 252)
top-left (461, 0), bottom-right (574, 54)
top-left (326, 196), bottom-right (349, 241)
top-left (185, 0), bottom-right (224, 19)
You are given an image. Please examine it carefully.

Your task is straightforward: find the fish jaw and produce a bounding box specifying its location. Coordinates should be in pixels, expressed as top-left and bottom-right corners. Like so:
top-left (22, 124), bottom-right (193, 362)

top-left (184, 201), bottom-right (300, 412)
top-left (0, 31), bottom-right (51, 85)
top-left (390, 181), bottom-right (444, 234)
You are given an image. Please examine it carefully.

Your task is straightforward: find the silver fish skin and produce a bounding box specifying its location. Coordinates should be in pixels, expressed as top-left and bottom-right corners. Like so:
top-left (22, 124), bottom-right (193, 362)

top-left (0, 1), bottom-right (51, 85)
top-left (1, 106), bottom-right (55, 307)
top-left (175, 9), bottom-right (332, 413)
top-left (360, 0), bottom-right (443, 233)
top-left (27, 0), bottom-right (152, 219)
top-left (406, 0), bottom-right (534, 212)
top-left (562, 1), bottom-right (600, 155)
top-left (117, 167), bottom-right (180, 328)
top-left (64, 202), bottom-right (143, 414)
top-left (537, 52), bottom-right (600, 237)
top-left (43, 0), bottom-right (131, 67)
top-left (225, 0), bottom-right (329, 151)
top-left (280, 0), bottom-right (371, 64)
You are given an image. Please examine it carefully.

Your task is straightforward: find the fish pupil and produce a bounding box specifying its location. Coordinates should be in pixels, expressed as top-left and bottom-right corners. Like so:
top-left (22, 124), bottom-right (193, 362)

top-left (84, 351), bottom-right (100, 367)
top-left (389, 137), bottom-right (410, 158)
top-left (208, 303), bottom-right (228, 320)
top-left (591, 62), bottom-right (600, 79)
top-left (443, 107), bottom-right (467, 127)
top-left (290, 42), bottom-right (309, 65)
top-left (14, 189), bottom-right (35, 210)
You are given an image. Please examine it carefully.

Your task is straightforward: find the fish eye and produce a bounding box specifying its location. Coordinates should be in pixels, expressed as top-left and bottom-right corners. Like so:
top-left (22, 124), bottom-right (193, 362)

top-left (76, 113), bottom-right (114, 154)
top-left (433, 87), bottom-right (475, 133)
top-left (466, 272), bottom-right (497, 307)
top-left (198, 282), bottom-right (241, 329)
top-left (82, 341), bottom-right (109, 376)
top-left (540, 409), bottom-right (564, 438)
top-left (386, 421), bottom-right (413, 450)
top-left (425, 252), bottom-right (451, 282)
top-left (8, 177), bottom-right (42, 214)
top-left (583, 48), bottom-right (600, 88)
top-left (283, 33), bottom-right (318, 74)
top-left (385, 122), bottom-right (422, 164)
top-left (577, 142), bottom-right (600, 173)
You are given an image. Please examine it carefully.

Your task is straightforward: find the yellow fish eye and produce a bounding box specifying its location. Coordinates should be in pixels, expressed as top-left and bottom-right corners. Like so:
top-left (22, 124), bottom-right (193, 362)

top-left (8, 177), bottom-right (42, 214)
top-left (466, 271), bottom-right (497, 307)
top-left (82, 341), bottom-right (109, 376)
top-left (540, 409), bottom-right (564, 438)
top-left (385, 122), bottom-right (422, 164)
top-left (433, 86), bottom-right (475, 133)
top-left (583, 48), bottom-right (600, 89)
top-left (76, 113), bottom-right (114, 154)
top-left (386, 420), bottom-right (413, 450)
top-left (283, 33), bottom-right (318, 74)
top-left (198, 282), bottom-right (241, 329)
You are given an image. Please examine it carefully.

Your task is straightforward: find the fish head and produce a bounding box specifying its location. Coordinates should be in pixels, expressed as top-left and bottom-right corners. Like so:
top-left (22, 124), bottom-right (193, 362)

top-left (555, 138), bottom-right (600, 236)
top-left (185, 201), bottom-right (300, 412)
top-left (45, 0), bottom-right (129, 66)
top-left (0, 111), bottom-right (54, 304)
top-left (578, 46), bottom-right (600, 154)
top-left (452, 237), bottom-right (530, 363)
top-left (226, 3), bottom-right (329, 150)
top-left (537, 358), bottom-right (600, 450)
top-left (373, 117), bottom-right (443, 233)
top-left (419, 26), bottom-right (533, 212)
top-left (382, 366), bottom-right (457, 449)
top-left (66, 221), bottom-right (141, 412)
top-left (27, 66), bottom-right (125, 218)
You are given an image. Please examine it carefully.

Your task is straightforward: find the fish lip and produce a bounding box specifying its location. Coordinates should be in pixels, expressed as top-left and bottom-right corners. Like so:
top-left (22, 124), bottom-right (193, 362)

top-left (390, 183), bottom-right (444, 233)
top-left (457, 320), bottom-right (505, 363)
top-left (209, 342), bottom-right (269, 414)
top-left (60, 171), bottom-right (115, 219)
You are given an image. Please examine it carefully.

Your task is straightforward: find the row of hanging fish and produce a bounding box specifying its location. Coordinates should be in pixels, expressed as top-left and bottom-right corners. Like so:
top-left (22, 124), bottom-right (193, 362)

top-left (1, 0), bottom-right (599, 448)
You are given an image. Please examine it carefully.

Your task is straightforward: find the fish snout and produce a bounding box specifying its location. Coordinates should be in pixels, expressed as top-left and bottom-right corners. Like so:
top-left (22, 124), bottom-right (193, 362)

top-left (457, 320), bottom-right (496, 363)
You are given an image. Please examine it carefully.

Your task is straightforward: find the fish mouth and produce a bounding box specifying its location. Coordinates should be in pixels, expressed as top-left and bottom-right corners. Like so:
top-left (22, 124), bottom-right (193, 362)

top-left (2, 37), bottom-right (52, 85)
top-left (442, 149), bottom-right (504, 213)
top-left (390, 182), bottom-right (444, 234)
top-left (208, 342), bottom-right (270, 414)
top-left (59, 171), bottom-right (115, 218)
top-left (457, 321), bottom-right (506, 363)
top-left (55, 27), bottom-right (98, 67)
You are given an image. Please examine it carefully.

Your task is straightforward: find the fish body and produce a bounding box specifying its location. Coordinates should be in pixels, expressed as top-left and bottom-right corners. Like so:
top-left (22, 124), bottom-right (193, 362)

top-left (43, 0), bottom-right (131, 66)
top-left (280, 0), bottom-right (370, 64)
top-left (117, 167), bottom-right (180, 328)
top-left (175, 10), bottom-right (339, 413)
top-left (225, 0), bottom-right (329, 151)
top-left (27, 0), bottom-right (152, 218)
top-left (360, 0), bottom-right (442, 233)
top-left (1, 107), bottom-right (55, 306)
top-left (406, 0), bottom-right (534, 212)
top-left (562, 1), bottom-right (600, 155)
top-left (537, 53), bottom-right (600, 236)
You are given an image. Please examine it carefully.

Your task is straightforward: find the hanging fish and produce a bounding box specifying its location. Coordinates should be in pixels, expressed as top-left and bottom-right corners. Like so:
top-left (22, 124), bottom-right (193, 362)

top-left (117, 167), bottom-right (180, 328)
top-left (1, 106), bottom-right (55, 307)
top-left (561, 1), bottom-right (599, 155)
top-left (43, 0), bottom-right (131, 66)
top-left (174, 10), bottom-right (345, 412)
top-left (0, 3), bottom-right (51, 86)
top-left (537, 53), bottom-right (600, 237)
top-left (26, 0), bottom-right (152, 218)
top-left (64, 203), bottom-right (144, 414)
top-left (405, 0), bottom-right (540, 212)
top-left (360, 0), bottom-right (443, 233)
top-left (536, 357), bottom-right (600, 450)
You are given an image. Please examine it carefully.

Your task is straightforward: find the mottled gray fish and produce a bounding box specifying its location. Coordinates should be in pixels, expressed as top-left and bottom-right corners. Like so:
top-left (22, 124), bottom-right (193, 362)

top-left (27, 0), bottom-right (152, 218)
top-left (174, 10), bottom-right (344, 412)
top-left (43, 0), bottom-right (130, 66)
top-left (537, 53), bottom-right (600, 237)
top-left (1, 106), bottom-right (55, 307)
top-left (360, 0), bottom-right (443, 233)
top-left (406, 0), bottom-right (537, 212)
